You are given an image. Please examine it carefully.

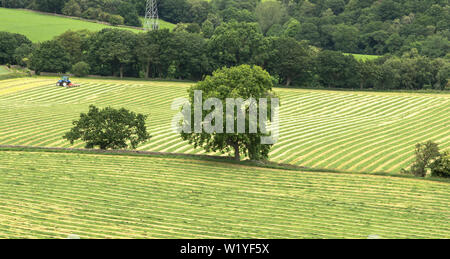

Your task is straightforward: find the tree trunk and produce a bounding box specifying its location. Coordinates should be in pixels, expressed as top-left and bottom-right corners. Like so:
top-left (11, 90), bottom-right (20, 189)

top-left (286, 77), bottom-right (292, 86)
top-left (233, 142), bottom-right (240, 161)
top-left (120, 65), bottom-right (124, 79)
top-left (145, 61), bottom-right (150, 79)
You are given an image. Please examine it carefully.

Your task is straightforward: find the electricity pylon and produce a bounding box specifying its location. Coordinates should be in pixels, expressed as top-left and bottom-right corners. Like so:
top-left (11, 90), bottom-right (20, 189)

top-left (144, 0), bottom-right (159, 31)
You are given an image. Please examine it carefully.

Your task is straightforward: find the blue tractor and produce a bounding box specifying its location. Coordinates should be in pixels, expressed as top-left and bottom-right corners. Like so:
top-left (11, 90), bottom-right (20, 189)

top-left (56, 76), bottom-right (71, 87)
top-left (56, 76), bottom-right (79, 87)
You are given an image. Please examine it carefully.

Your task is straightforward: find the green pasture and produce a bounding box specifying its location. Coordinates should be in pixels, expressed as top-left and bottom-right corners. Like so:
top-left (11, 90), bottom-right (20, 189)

top-left (139, 17), bottom-right (176, 30)
top-left (0, 77), bottom-right (448, 174)
top-left (346, 53), bottom-right (381, 61)
top-left (0, 150), bottom-right (448, 238)
top-left (0, 8), bottom-right (174, 42)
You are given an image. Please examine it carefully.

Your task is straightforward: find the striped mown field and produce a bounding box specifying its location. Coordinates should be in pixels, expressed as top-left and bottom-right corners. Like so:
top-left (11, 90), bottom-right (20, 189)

top-left (0, 77), bottom-right (449, 173)
top-left (0, 151), bottom-right (448, 239)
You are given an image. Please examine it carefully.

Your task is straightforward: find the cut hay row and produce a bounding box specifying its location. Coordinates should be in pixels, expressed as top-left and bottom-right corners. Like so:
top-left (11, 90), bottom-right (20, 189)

top-left (0, 151), bottom-right (448, 238)
top-left (0, 78), bottom-right (449, 173)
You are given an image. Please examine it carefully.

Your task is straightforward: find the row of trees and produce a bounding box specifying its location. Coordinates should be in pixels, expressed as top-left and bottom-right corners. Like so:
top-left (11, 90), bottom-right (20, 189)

top-left (153, 0), bottom-right (450, 58)
top-left (1, 0), bottom-right (448, 57)
top-left (2, 26), bottom-right (449, 90)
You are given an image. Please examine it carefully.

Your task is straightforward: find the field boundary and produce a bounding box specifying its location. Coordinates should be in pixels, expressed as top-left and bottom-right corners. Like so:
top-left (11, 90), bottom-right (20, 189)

top-left (275, 84), bottom-right (450, 95)
top-left (1, 145), bottom-right (449, 183)
top-left (31, 75), bottom-right (450, 95)
top-left (0, 144), bottom-right (232, 160)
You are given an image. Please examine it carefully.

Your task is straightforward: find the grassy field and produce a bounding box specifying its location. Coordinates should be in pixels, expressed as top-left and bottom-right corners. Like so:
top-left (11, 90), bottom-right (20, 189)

top-left (0, 8), bottom-right (174, 42)
top-left (346, 53), bottom-right (381, 61)
top-left (0, 66), bottom-right (10, 75)
top-left (0, 77), bottom-right (449, 174)
top-left (139, 17), bottom-right (176, 30)
top-left (0, 150), bottom-right (448, 238)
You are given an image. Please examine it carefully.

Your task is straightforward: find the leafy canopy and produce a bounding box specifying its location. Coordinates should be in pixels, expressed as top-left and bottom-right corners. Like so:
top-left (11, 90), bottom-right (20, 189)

top-left (402, 141), bottom-right (441, 177)
top-left (64, 105), bottom-right (150, 150)
top-left (181, 65), bottom-right (278, 161)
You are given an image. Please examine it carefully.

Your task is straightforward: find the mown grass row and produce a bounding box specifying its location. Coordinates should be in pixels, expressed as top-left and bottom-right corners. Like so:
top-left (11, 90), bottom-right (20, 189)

top-left (0, 151), bottom-right (448, 238)
top-left (0, 78), bottom-right (449, 173)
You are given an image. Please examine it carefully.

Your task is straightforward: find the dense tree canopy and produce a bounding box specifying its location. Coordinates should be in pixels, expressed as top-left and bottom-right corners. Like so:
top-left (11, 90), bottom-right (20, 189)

top-left (1, 0), bottom-right (449, 91)
top-left (30, 40), bottom-right (71, 74)
top-left (315, 50), bottom-right (360, 89)
top-left (266, 37), bottom-right (313, 86)
top-left (64, 105), bottom-right (150, 150)
top-left (254, 1), bottom-right (287, 35)
top-left (180, 65), bottom-right (277, 161)
top-left (1, 26), bottom-right (445, 91)
top-left (86, 29), bottom-right (137, 78)
top-left (208, 22), bottom-right (267, 68)
top-left (3, 0), bottom-right (448, 57)
top-left (0, 32), bottom-right (32, 65)
top-left (135, 29), bottom-right (171, 79)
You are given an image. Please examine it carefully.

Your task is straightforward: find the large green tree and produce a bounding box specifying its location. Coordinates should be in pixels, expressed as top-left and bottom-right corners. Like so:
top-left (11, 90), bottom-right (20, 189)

top-left (30, 40), bottom-right (71, 74)
top-left (0, 32), bottom-right (32, 65)
top-left (208, 22), bottom-right (267, 68)
top-left (329, 24), bottom-right (359, 53)
top-left (64, 105), bottom-right (150, 150)
top-left (87, 29), bottom-right (137, 78)
top-left (165, 32), bottom-right (211, 80)
top-left (62, 0), bottom-right (82, 16)
top-left (189, 0), bottom-right (212, 24)
top-left (158, 0), bottom-right (191, 23)
top-left (54, 30), bottom-right (92, 64)
top-left (136, 29), bottom-right (172, 79)
top-left (315, 50), bottom-right (359, 88)
top-left (117, 1), bottom-right (142, 27)
top-left (267, 37), bottom-right (313, 86)
top-left (180, 65), bottom-right (278, 161)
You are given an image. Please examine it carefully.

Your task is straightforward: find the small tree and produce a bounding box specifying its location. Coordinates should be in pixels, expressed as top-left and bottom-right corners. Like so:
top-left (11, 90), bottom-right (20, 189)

top-left (62, 0), bottom-right (82, 17)
top-left (403, 141), bottom-right (441, 177)
top-left (105, 14), bottom-right (124, 26)
top-left (71, 61), bottom-right (90, 77)
top-left (430, 151), bottom-right (450, 178)
top-left (64, 105), bottom-right (150, 150)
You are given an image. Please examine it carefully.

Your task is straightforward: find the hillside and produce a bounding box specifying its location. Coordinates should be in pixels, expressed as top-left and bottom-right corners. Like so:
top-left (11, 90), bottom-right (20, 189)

top-left (0, 149), bottom-right (448, 238)
top-left (0, 0), bottom-right (448, 241)
top-left (0, 8), bottom-right (174, 42)
top-left (0, 77), bottom-right (448, 174)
